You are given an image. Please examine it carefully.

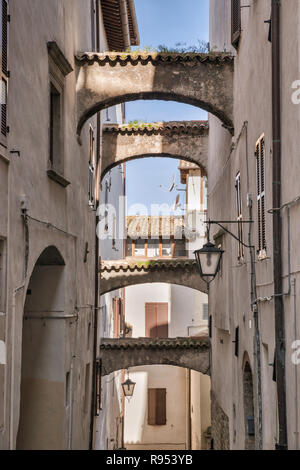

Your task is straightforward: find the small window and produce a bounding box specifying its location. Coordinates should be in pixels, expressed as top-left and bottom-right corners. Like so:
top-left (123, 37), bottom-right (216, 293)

top-left (147, 240), bottom-right (160, 258)
top-left (202, 304), bottom-right (209, 321)
top-left (126, 239), bottom-right (133, 257)
top-left (161, 240), bottom-right (172, 257)
top-left (256, 135), bottom-right (267, 258)
top-left (134, 240), bottom-right (146, 257)
top-left (235, 172), bottom-right (244, 260)
top-left (65, 371), bottom-right (70, 407)
top-left (50, 83), bottom-right (62, 172)
top-left (231, 0), bottom-right (241, 49)
top-left (174, 239), bottom-right (187, 258)
top-left (148, 388), bottom-right (167, 426)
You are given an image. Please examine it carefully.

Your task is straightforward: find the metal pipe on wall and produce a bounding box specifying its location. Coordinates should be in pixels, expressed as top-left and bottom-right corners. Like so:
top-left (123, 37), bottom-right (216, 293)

top-left (271, 0), bottom-right (288, 450)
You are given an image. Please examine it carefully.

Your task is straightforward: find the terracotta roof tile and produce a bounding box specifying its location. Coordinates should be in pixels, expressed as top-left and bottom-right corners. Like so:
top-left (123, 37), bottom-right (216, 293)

top-left (126, 216), bottom-right (185, 238)
top-left (100, 337), bottom-right (210, 350)
top-left (76, 52), bottom-right (234, 67)
top-left (103, 120), bottom-right (209, 135)
top-left (100, 258), bottom-right (198, 273)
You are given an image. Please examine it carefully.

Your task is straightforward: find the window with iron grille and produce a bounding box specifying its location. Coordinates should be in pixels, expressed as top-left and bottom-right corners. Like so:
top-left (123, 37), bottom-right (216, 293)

top-left (256, 135), bottom-right (267, 257)
top-left (0, 0), bottom-right (9, 145)
top-left (231, 0), bottom-right (241, 48)
top-left (88, 125), bottom-right (95, 207)
top-left (235, 172), bottom-right (244, 260)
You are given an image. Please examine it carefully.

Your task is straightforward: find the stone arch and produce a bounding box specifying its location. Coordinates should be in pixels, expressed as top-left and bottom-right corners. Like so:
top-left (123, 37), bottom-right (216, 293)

top-left (101, 121), bottom-right (208, 179)
top-left (76, 53), bottom-right (234, 136)
top-left (99, 259), bottom-right (208, 296)
top-left (99, 337), bottom-right (211, 376)
top-left (242, 357), bottom-right (255, 450)
top-left (17, 245), bottom-right (67, 450)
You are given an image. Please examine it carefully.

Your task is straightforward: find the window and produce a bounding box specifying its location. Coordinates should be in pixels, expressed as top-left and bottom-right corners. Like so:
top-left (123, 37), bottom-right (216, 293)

top-left (235, 172), bottom-right (244, 260)
top-left (0, 238), bottom-right (6, 313)
top-left (65, 371), bottom-right (70, 407)
top-left (0, 0), bottom-right (9, 145)
top-left (88, 126), bottom-right (95, 207)
top-left (147, 240), bottom-right (160, 258)
top-left (256, 135), bottom-right (267, 257)
top-left (145, 303), bottom-right (168, 338)
top-left (50, 83), bottom-right (62, 171)
top-left (148, 389), bottom-right (167, 426)
top-left (134, 239), bottom-right (146, 257)
top-left (47, 42), bottom-right (73, 187)
top-left (202, 304), bottom-right (209, 321)
top-left (161, 240), bottom-right (172, 257)
top-left (113, 298), bottom-right (124, 338)
top-left (126, 239), bottom-right (133, 257)
top-left (231, 0), bottom-right (241, 48)
top-left (174, 239), bottom-right (187, 258)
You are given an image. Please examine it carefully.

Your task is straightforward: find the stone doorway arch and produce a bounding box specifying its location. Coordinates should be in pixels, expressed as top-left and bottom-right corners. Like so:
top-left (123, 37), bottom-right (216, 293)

top-left (17, 246), bottom-right (66, 450)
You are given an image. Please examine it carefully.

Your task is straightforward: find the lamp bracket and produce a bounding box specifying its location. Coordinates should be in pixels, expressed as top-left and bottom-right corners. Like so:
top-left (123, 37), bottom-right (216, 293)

top-left (205, 220), bottom-right (254, 249)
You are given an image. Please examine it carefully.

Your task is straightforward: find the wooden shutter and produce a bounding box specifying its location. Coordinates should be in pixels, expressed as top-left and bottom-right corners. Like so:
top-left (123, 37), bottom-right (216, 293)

top-left (231, 0), bottom-right (241, 48)
top-left (145, 303), bottom-right (157, 338)
top-left (156, 303), bottom-right (168, 338)
top-left (145, 303), bottom-right (168, 338)
top-left (0, 0), bottom-right (8, 140)
top-left (256, 136), bottom-right (266, 254)
top-left (113, 298), bottom-right (121, 338)
top-left (148, 389), bottom-right (167, 426)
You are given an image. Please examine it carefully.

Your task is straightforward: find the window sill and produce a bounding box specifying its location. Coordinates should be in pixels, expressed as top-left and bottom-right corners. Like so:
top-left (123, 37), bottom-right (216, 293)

top-left (257, 250), bottom-right (268, 261)
top-left (0, 144), bottom-right (9, 163)
top-left (47, 168), bottom-right (70, 188)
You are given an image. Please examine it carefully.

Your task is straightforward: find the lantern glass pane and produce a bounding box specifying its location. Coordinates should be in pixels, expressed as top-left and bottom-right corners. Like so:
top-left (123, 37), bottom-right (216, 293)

top-left (199, 251), bottom-right (221, 277)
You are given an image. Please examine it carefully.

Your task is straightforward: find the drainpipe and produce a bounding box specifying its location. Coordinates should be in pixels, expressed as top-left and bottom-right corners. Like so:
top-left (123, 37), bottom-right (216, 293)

top-left (89, 114), bottom-right (102, 450)
top-left (271, 0), bottom-right (288, 450)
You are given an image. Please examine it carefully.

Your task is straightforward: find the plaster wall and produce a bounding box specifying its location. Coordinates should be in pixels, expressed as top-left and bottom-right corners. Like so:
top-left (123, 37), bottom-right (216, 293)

top-left (209, 0), bottom-right (300, 450)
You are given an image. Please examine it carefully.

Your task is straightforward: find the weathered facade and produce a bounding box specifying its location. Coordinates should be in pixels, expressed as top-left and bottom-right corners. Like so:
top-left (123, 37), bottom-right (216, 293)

top-left (0, 0), bottom-right (138, 450)
top-left (101, 121), bottom-right (208, 178)
top-left (209, 0), bottom-right (300, 450)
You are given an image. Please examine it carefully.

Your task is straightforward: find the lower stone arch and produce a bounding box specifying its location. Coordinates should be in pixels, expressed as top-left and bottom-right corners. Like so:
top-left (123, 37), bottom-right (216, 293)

top-left (99, 260), bottom-right (208, 296)
top-left (99, 337), bottom-right (211, 377)
top-left (17, 245), bottom-right (66, 450)
top-left (101, 121), bottom-right (208, 179)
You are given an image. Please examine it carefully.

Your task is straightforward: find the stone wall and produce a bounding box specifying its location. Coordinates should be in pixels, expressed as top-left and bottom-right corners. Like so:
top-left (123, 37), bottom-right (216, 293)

top-left (211, 391), bottom-right (230, 450)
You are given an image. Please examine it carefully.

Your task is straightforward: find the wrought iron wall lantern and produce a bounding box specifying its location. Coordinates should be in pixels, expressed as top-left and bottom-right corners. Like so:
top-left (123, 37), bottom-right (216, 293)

top-left (194, 219), bottom-right (254, 287)
top-left (121, 371), bottom-right (136, 400)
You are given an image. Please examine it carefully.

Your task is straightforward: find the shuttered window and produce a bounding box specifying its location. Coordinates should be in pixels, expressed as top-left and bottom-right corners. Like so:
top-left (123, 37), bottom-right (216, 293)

top-left (256, 135), bottom-right (267, 256)
top-left (145, 303), bottom-right (168, 338)
top-left (148, 389), bottom-right (167, 426)
top-left (235, 172), bottom-right (244, 260)
top-left (88, 125), bottom-right (95, 207)
top-left (0, 0), bottom-right (9, 142)
top-left (113, 298), bottom-right (124, 338)
top-left (231, 0), bottom-right (241, 48)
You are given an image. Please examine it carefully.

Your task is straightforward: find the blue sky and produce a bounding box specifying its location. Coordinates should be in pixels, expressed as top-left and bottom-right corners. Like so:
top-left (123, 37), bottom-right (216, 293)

top-left (125, 0), bottom-right (209, 214)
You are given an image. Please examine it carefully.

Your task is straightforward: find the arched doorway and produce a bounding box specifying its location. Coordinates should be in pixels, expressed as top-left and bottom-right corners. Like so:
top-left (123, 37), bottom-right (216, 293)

top-left (243, 361), bottom-right (255, 450)
top-left (17, 246), bottom-right (66, 450)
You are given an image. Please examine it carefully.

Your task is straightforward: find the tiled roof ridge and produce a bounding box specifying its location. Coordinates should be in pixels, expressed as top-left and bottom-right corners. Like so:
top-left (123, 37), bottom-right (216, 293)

top-left (76, 52), bottom-right (233, 67)
top-left (100, 336), bottom-right (210, 350)
top-left (100, 259), bottom-right (198, 273)
top-left (103, 120), bottom-right (209, 135)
